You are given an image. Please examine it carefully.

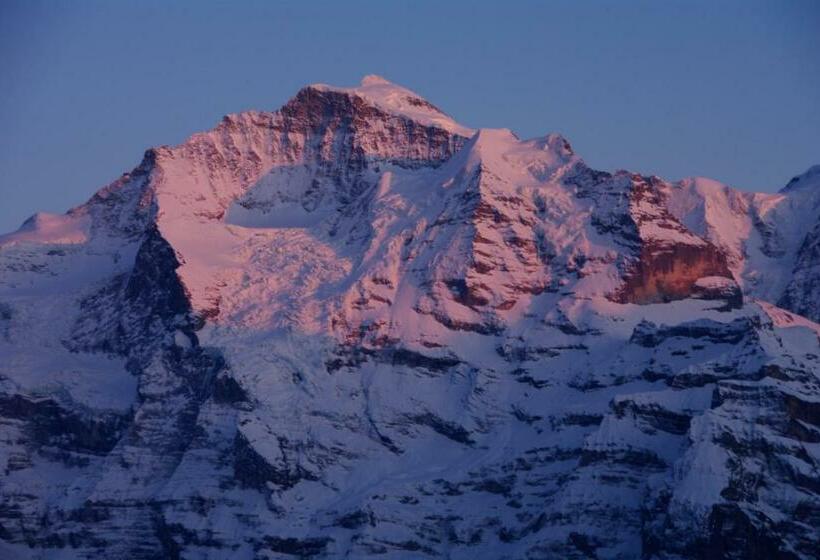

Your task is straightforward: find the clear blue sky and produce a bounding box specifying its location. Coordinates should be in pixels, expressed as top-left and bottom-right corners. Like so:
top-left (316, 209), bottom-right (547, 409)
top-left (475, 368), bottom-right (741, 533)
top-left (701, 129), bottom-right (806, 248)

top-left (1, 0), bottom-right (818, 232)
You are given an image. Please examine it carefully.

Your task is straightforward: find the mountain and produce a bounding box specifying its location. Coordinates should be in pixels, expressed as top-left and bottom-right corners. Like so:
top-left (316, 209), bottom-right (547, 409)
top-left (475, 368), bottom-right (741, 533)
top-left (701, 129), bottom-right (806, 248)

top-left (0, 76), bottom-right (818, 560)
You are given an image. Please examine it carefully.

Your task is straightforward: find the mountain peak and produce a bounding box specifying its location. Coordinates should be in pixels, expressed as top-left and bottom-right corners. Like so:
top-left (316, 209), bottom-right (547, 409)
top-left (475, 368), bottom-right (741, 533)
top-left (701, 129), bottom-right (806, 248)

top-left (2, 76), bottom-right (819, 559)
top-left (468, 127), bottom-right (519, 151)
top-left (306, 76), bottom-right (474, 137)
top-left (780, 163), bottom-right (820, 193)
top-left (454, 128), bottom-right (580, 184)
top-left (360, 74), bottom-right (393, 87)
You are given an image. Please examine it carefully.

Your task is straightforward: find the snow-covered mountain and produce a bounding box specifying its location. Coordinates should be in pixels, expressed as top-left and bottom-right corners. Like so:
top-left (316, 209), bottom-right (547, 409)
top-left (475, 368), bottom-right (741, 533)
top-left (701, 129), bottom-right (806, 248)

top-left (1, 76), bottom-right (818, 559)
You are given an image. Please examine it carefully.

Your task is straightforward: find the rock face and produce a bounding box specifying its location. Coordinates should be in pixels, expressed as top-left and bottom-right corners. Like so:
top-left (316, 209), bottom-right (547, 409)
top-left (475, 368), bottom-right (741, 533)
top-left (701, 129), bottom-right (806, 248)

top-left (780, 215), bottom-right (820, 322)
top-left (0, 76), bottom-right (818, 559)
top-left (659, 168), bottom-right (820, 321)
top-left (616, 175), bottom-right (738, 306)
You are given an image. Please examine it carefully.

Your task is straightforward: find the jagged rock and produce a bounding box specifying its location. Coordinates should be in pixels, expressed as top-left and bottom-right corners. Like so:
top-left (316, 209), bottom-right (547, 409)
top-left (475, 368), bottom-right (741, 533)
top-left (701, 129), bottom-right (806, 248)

top-left (0, 76), bottom-right (818, 559)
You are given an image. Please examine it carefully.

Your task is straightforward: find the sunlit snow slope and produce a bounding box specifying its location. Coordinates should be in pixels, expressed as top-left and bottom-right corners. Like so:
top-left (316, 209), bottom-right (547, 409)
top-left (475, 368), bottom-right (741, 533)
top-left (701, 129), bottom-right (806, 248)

top-left (1, 76), bottom-right (818, 560)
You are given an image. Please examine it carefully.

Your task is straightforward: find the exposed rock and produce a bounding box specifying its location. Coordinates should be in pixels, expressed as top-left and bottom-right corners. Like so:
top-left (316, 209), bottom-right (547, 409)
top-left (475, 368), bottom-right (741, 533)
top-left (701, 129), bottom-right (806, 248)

top-left (0, 76), bottom-right (818, 559)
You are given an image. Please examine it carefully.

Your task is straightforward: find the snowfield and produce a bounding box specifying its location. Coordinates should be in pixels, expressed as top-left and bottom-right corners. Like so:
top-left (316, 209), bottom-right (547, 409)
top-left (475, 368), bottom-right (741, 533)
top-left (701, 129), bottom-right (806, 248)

top-left (0, 76), bottom-right (818, 559)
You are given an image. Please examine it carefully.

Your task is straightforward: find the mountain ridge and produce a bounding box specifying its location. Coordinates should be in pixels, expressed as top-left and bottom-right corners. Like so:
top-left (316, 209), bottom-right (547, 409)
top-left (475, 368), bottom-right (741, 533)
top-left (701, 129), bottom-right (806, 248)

top-left (0, 76), bottom-right (818, 559)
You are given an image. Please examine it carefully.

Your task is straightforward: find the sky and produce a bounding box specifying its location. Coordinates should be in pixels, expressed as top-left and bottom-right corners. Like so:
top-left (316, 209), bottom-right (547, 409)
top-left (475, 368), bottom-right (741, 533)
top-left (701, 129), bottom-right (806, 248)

top-left (1, 0), bottom-right (818, 232)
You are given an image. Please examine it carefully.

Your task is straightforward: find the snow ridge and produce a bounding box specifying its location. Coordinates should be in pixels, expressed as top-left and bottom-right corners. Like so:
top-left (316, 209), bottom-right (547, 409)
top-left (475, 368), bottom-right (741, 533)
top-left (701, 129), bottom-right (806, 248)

top-left (0, 77), bottom-right (818, 560)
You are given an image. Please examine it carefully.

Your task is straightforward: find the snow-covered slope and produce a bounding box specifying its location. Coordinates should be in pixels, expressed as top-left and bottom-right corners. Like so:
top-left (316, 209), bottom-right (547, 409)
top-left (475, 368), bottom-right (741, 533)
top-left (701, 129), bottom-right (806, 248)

top-left (661, 167), bottom-right (820, 317)
top-left (1, 76), bottom-right (818, 560)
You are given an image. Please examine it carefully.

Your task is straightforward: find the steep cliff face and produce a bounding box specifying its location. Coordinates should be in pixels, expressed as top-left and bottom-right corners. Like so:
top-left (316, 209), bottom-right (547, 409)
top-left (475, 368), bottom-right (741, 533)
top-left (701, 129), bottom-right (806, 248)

top-left (615, 174), bottom-right (738, 306)
top-left (780, 218), bottom-right (820, 321)
top-left (778, 169), bottom-right (820, 322)
top-left (661, 167), bottom-right (820, 321)
top-left (0, 76), bottom-right (818, 560)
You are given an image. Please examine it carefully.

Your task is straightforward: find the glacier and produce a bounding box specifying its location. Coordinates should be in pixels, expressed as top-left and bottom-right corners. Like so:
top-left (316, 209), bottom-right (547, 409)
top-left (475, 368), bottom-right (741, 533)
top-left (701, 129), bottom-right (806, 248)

top-left (0, 76), bottom-right (818, 559)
